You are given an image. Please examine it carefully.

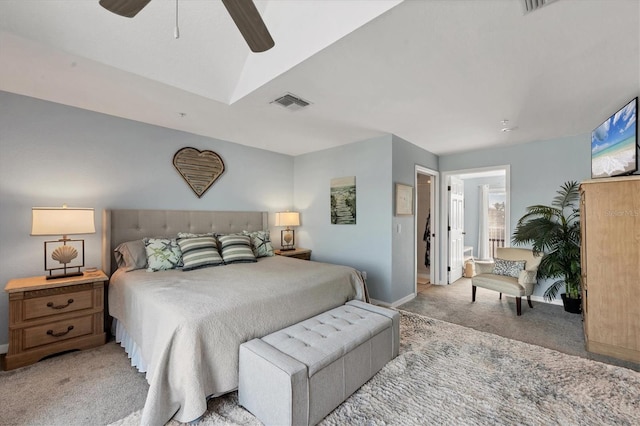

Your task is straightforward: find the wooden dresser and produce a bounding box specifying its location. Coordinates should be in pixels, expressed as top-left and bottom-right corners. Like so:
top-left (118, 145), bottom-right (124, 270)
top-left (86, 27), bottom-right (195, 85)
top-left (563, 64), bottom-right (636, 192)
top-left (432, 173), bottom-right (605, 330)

top-left (580, 176), bottom-right (639, 363)
top-left (3, 271), bottom-right (108, 370)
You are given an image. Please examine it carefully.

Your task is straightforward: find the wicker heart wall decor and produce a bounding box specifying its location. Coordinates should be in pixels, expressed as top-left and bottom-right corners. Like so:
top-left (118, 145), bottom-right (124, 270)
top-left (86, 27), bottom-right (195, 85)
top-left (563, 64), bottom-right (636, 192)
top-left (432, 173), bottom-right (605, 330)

top-left (173, 147), bottom-right (225, 198)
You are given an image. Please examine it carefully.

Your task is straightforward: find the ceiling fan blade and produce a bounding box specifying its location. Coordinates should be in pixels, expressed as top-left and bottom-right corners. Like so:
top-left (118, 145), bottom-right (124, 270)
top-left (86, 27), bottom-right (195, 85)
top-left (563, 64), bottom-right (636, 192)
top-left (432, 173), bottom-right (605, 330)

top-left (221, 0), bottom-right (275, 53)
top-left (99, 0), bottom-right (152, 18)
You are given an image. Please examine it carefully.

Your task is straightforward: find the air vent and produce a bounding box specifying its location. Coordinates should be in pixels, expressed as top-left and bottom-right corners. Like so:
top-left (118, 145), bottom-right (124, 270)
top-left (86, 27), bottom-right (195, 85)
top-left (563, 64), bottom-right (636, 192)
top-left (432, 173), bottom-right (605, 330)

top-left (522, 0), bottom-right (558, 14)
top-left (271, 93), bottom-right (311, 111)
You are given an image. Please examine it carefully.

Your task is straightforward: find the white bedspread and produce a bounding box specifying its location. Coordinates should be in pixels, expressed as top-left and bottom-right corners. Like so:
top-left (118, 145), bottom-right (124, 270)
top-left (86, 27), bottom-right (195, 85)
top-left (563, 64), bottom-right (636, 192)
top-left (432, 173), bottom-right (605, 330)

top-left (108, 256), bottom-right (365, 425)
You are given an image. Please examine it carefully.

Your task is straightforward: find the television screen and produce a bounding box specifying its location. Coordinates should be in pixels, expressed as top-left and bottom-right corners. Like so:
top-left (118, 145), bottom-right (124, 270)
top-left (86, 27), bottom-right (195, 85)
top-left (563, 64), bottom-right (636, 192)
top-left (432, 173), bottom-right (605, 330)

top-left (591, 97), bottom-right (638, 178)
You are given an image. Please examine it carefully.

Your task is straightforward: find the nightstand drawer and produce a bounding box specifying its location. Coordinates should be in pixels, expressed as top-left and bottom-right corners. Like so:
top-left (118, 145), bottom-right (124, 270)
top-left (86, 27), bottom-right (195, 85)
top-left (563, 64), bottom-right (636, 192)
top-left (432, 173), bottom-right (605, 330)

top-left (23, 315), bottom-right (94, 349)
top-left (4, 272), bottom-right (108, 370)
top-left (23, 289), bottom-right (94, 320)
top-left (274, 248), bottom-right (311, 260)
top-left (290, 252), bottom-right (311, 260)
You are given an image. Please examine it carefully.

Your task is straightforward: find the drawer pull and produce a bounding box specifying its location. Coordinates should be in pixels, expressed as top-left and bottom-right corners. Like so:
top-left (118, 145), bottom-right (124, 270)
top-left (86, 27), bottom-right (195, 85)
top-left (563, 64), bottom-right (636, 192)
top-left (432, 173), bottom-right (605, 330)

top-left (46, 325), bottom-right (74, 337)
top-left (47, 299), bottom-right (74, 310)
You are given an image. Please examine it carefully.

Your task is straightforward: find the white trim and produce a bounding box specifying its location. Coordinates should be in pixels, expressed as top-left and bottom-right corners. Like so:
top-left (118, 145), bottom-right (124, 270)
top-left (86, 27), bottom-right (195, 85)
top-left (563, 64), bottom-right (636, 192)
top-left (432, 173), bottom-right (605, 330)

top-left (372, 293), bottom-right (562, 309)
top-left (0, 343), bottom-right (8, 354)
top-left (414, 165), bottom-right (440, 289)
top-left (529, 294), bottom-right (563, 306)
top-left (498, 293), bottom-right (564, 306)
top-left (370, 292), bottom-right (416, 308)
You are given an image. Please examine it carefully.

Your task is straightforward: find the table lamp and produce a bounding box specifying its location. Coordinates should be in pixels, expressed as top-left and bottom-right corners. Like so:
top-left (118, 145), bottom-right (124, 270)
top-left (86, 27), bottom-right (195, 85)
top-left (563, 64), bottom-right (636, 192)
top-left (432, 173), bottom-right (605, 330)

top-left (31, 205), bottom-right (96, 279)
top-left (275, 211), bottom-right (300, 251)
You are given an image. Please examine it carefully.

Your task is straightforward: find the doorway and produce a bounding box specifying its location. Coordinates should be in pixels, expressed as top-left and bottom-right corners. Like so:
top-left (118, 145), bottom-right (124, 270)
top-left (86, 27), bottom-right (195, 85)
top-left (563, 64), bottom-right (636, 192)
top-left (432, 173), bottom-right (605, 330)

top-left (440, 166), bottom-right (510, 284)
top-left (415, 166), bottom-right (438, 292)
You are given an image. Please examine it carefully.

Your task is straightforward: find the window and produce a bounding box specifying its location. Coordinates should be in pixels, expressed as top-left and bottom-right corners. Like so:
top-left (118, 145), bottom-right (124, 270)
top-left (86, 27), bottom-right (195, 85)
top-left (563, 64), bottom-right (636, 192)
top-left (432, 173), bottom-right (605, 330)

top-left (488, 189), bottom-right (506, 258)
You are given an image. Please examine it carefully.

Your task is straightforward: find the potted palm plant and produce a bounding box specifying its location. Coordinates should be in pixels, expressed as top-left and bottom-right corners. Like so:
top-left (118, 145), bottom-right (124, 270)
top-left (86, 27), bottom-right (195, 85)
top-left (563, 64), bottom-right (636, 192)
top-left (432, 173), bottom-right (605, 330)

top-left (512, 181), bottom-right (582, 313)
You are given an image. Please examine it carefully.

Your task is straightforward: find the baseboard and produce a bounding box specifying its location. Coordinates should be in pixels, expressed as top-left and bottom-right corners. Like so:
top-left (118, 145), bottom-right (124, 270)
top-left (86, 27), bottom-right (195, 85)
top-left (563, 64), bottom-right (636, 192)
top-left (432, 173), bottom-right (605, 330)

top-left (370, 292), bottom-right (416, 308)
top-left (488, 292), bottom-right (563, 306)
top-left (0, 343), bottom-right (8, 355)
top-left (528, 295), bottom-right (563, 306)
top-left (370, 292), bottom-right (561, 309)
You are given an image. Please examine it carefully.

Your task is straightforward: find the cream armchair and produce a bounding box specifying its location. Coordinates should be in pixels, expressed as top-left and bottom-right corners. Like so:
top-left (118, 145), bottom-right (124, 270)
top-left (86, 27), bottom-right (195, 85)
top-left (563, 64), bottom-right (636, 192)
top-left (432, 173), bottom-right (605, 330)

top-left (471, 247), bottom-right (542, 316)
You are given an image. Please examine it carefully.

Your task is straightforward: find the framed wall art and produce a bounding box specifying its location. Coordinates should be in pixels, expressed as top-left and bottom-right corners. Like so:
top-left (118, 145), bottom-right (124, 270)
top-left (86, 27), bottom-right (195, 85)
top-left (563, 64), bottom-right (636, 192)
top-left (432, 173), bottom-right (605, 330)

top-left (173, 147), bottom-right (225, 198)
top-left (395, 183), bottom-right (414, 216)
top-left (330, 176), bottom-right (356, 224)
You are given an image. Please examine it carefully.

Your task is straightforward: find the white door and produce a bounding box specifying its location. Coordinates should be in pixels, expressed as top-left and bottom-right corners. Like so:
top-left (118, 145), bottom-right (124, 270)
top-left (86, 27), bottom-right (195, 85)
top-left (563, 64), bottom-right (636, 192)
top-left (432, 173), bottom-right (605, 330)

top-left (448, 176), bottom-right (464, 283)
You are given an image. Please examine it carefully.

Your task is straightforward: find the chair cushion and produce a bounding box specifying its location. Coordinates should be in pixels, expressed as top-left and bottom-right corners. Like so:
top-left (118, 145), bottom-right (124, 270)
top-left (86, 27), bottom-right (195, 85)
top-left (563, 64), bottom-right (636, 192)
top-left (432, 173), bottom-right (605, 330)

top-left (473, 273), bottom-right (525, 296)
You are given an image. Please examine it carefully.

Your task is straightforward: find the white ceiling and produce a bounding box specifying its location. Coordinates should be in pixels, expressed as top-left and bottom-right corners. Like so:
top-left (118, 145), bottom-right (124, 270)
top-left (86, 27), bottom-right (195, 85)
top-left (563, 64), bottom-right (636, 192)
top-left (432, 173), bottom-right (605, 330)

top-left (1, 0), bottom-right (639, 157)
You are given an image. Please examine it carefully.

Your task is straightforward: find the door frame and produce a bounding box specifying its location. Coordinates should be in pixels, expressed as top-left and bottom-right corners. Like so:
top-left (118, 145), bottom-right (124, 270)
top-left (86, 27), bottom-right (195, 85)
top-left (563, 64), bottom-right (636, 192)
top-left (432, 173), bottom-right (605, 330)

top-left (414, 165), bottom-right (439, 291)
top-left (440, 165), bottom-right (511, 284)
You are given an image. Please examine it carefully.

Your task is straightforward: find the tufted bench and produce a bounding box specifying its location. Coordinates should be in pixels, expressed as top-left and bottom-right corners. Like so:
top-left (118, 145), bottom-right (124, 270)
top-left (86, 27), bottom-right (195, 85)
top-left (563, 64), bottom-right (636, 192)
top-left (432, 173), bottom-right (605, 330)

top-left (238, 300), bottom-right (399, 426)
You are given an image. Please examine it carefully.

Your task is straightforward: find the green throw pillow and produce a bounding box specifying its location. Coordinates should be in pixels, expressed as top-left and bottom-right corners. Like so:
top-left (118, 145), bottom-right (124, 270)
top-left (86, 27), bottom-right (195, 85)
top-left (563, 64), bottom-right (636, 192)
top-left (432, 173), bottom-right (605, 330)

top-left (144, 238), bottom-right (183, 272)
top-left (243, 230), bottom-right (274, 258)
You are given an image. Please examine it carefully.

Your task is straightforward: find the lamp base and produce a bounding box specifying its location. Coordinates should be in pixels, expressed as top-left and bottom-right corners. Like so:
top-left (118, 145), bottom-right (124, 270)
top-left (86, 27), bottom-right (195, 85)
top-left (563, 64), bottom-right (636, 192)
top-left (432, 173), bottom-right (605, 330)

top-left (280, 229), bottom-right (296, 252)
top-left (46, 271), bottom-right (83, 280)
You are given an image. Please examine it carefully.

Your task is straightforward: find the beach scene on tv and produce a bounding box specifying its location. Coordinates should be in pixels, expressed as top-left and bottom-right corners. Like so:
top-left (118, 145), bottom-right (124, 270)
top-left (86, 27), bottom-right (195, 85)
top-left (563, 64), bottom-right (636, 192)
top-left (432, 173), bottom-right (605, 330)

top-left (591, 99), bottom-right (637, 178)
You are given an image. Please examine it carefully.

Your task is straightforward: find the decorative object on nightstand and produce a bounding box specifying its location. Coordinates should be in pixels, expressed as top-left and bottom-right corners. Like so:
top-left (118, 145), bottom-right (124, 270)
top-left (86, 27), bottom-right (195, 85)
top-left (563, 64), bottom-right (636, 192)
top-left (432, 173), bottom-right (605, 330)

top-left (31, 205), bottom-right (95, 280)
top-left (3, 270), bottom-right (108, 370)
top-left (275, 211), bottom-right (300, 251)
top-left (274, 247), bottom-right (311, 261)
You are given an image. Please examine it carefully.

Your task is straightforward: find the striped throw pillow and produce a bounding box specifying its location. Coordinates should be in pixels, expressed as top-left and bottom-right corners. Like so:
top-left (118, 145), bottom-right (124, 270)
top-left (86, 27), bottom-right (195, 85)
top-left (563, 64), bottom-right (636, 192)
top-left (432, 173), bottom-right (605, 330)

top-left (177, 236), bottom-right (224, 271)
top-left (218, 234), bottom-right (257, 264)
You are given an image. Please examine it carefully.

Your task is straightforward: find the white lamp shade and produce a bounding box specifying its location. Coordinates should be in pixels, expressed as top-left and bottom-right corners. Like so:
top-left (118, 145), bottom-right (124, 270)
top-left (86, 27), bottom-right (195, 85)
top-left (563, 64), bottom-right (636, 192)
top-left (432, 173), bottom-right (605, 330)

top-left (275, 211), bottom-right (300, 227)
top-left (31, 207), bottom-right (96, 236)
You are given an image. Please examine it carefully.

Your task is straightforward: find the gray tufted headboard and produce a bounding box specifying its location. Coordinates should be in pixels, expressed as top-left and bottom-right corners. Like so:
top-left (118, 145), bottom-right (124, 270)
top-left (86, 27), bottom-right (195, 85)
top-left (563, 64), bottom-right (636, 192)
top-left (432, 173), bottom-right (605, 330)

top-left (102, 209), bottom-right (268, 275)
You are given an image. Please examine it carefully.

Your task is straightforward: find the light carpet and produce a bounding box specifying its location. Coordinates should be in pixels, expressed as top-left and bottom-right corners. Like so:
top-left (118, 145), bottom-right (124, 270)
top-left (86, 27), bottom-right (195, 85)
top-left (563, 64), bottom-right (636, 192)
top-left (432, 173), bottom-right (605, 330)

top-left (112, 311), bottom-right (640, 425)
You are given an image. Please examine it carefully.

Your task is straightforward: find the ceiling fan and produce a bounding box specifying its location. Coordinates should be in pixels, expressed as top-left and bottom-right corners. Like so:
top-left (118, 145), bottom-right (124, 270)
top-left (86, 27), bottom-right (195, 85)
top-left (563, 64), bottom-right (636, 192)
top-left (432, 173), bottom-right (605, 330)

top-left (98, 0), bottom-right (275, 52)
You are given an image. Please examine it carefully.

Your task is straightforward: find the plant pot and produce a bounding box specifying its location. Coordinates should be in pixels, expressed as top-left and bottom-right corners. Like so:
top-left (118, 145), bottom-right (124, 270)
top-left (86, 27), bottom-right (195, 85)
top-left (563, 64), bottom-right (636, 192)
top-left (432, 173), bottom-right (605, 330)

top-left (561, 293), bottom-right (582, 314)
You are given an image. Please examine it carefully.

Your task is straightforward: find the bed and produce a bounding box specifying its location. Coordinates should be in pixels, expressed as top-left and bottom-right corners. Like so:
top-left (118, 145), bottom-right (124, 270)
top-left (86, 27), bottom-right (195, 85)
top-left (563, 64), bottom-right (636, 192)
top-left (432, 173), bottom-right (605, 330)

top-left (102, 209), bottom-right (366, 426)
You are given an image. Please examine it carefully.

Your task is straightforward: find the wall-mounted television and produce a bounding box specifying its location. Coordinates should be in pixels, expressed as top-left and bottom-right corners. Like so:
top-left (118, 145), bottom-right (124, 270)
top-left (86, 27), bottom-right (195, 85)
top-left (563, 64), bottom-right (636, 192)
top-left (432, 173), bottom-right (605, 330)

top-left (591, 97), bottom-right (638, 179)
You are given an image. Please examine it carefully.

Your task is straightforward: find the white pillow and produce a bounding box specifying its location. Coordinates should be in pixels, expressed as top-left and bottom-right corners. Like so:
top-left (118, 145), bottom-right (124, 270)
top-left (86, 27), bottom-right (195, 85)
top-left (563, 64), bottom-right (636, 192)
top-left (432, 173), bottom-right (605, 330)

top-left (114, 239), bottom-right (147, 271)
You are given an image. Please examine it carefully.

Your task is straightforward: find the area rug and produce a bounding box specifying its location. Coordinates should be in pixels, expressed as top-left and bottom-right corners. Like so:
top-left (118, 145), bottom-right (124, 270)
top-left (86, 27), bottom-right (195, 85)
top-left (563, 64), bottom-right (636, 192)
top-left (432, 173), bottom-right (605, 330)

top-left (111, 311), bottom-right (639, 426)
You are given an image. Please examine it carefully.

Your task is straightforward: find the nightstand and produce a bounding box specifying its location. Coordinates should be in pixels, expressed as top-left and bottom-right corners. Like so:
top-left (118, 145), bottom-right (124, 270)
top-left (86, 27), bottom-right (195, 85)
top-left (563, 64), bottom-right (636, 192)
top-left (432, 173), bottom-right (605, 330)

top-left (274, 248), bottom-right (312, 261)
top-left (3, 271), bottom-right (108, 370)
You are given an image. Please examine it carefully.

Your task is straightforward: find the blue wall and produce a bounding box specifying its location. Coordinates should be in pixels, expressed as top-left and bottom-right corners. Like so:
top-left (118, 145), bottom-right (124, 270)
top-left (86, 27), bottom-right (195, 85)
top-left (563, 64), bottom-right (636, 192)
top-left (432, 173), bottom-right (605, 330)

top-left (440, 135), bottom-right (591, 299)
top-left (2, 88), bottom-right (622, 347)
top-left (391, 135), bottom-right (439, 303)
top-left (293, 136), bottom-right (393, 302)
top-left (293, 135), bottom-right (439, 305)
top-left (0, 91), bottom-right (295, 346)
